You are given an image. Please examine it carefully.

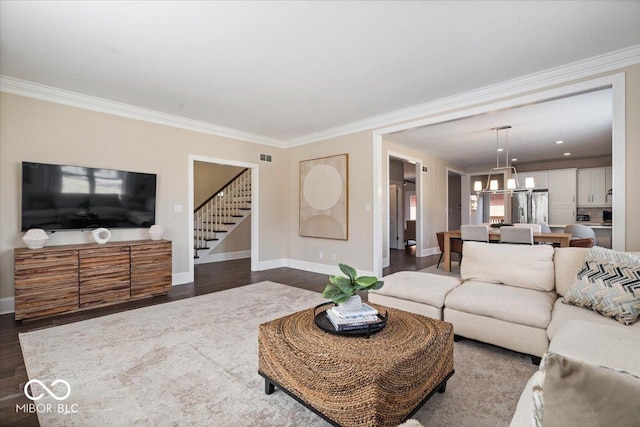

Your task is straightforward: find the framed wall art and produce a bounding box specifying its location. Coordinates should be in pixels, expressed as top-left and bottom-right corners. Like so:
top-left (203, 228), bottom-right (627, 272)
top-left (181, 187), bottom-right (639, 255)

top-left (299, 154), bottom-right (348, 240)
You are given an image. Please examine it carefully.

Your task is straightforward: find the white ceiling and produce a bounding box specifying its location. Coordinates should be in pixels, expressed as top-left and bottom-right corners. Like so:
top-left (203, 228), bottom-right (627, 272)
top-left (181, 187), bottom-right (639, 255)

top-left (1, 1), bottom-right (639, 145)
top-left (385, 88), bottom-right (613, 167)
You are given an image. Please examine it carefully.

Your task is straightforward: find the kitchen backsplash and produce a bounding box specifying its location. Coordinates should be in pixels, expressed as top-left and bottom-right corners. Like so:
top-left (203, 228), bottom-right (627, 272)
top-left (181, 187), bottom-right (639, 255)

top-left (577, 207), bottom-right (610, 223)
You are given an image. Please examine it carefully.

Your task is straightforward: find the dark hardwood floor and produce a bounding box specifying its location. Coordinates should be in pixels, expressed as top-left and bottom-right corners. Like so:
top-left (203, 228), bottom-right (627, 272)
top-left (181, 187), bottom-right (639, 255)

top-left (0, 249), bottom-right (436, 426)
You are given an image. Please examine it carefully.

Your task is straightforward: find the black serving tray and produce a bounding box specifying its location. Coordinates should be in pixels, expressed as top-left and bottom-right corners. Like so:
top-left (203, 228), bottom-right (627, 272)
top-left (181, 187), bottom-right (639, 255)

top-left (313, 302), bottom-right (387, 338)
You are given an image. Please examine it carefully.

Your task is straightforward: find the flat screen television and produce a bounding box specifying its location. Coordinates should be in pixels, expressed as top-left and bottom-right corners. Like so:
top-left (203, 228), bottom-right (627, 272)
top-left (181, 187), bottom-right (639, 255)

top-left (21, 162), bottom-right (157, 231)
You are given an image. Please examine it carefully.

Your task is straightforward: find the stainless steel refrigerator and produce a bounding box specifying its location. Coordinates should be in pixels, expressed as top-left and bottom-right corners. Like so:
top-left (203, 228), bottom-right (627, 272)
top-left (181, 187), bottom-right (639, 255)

top-left (511, 190), bottom-right (549, 224)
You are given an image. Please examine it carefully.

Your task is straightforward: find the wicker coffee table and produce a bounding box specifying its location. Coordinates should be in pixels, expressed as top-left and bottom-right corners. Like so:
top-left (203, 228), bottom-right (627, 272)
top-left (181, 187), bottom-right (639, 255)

top-left (258, 304), bottom-right (454, 427)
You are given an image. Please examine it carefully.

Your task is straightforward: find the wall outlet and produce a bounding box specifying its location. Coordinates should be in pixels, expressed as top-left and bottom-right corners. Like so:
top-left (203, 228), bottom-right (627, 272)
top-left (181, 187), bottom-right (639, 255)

top-left (319, 252), bottom-right (323, 260)
top-left (174, 204), bottom-right (183, 213)
top-left (331, 253), bottom-right (336, 261)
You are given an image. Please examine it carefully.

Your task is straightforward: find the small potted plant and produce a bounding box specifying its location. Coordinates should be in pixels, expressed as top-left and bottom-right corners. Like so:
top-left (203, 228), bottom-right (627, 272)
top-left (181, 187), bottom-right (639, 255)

top-left (322, 263), bottom-right (384, 308)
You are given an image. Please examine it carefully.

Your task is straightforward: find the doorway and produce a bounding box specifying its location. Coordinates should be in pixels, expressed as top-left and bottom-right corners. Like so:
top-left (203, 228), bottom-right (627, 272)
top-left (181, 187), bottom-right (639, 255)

top-left (187, 155), bottom-right (259, 284)
top-left (193, 161), bottom-right (251, 265)
top-left (447, 171), bottom-right (462, 230)
top-left (373, 74), bottom-right (625, 277)
top-left (386, 155), bottom-right (421, 268)
top-left (389, 183), bottom-right (400, 250)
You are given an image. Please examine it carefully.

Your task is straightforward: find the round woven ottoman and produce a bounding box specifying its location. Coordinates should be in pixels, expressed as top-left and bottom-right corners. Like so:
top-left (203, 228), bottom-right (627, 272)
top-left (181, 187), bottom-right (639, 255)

top-left (258, 304), bottom-right (454, 427)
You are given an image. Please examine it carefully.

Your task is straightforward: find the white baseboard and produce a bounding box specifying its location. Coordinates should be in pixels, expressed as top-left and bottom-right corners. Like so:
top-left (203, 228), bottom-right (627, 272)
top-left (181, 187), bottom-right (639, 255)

top-left (0, 297), bottom-right (15, 315)
top-left (172, 272), bottom-right (191, 286)
top-left (255, 258), bottom-right (287, 271)
top-left (287, 259), bottom-right (376, 278)
top-left (256, 258), bottom-right (375, 277)
top-left (417, 247), bottom-right (440, 258)
top-left (194, 250), bottom-right (251, 265)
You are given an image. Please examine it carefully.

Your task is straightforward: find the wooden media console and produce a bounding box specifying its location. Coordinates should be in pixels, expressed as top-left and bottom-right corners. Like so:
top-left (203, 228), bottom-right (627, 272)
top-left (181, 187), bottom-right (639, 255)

top-left (14, 239), bottom-right (172, 320)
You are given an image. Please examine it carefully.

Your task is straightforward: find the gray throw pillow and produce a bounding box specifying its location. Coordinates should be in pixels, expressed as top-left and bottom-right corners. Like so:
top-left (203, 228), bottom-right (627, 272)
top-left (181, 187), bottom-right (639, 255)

top-left (532, 353), bottom-right (640, 427)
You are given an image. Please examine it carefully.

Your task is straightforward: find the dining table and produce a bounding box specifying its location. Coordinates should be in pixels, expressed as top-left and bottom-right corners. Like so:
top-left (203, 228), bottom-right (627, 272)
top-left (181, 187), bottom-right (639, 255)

top-left (442, 229), bottom-right (573, 272)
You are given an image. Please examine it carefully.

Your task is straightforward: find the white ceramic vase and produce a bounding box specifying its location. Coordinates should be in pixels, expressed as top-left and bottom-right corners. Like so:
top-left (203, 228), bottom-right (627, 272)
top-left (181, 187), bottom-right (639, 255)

top-left (340, 294), bottom-right (362, 311)
top-left (91, 228), bottom-right (112, 244)
top-left (22, 228), bottom-right (49, 249)
top-left (148, 225), bottom-right (164, 240)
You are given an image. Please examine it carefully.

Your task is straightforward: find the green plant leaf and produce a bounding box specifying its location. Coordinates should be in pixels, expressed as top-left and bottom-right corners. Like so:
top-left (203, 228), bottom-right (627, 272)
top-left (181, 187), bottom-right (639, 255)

top-left (369, 280), bottom-right (384, 290)
top-left (332, 292), bottom-right (352, 304)
top-left (339, 263), bottom-right (357, 282)
top-left (355, 276), bottom-right (379, 287)
top-left (322, 284), bottom-right (342, 300)
top-left (334, 279), bottom-right (354, 295)
top-left (330, 275), bottom-right (351, 286)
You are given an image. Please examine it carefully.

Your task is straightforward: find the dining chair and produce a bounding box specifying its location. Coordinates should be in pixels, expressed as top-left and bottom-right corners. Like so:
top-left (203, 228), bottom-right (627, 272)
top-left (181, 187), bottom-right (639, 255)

top-left (500, 226), bottom-right (534, 245)
top-left (568, 237), bottom-right (595, 248)
top-left (564, 224), bottom-right (597, 246)
top-left (513, 223), bottom-right (542, 233)
top-left (436, 232), bottom-right (463, 268)
top-left (460, 225), bottom-right (489, 242)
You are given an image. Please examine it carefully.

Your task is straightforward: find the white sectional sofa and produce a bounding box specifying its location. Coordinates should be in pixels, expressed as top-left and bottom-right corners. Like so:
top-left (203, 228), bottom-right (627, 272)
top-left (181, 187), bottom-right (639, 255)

top-left (369, 242), bottom-right (640, 425)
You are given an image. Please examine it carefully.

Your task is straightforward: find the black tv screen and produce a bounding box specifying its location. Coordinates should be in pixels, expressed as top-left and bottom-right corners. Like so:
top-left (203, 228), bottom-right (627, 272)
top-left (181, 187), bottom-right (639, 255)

top-left (21, 162), bottom-right (157, 231)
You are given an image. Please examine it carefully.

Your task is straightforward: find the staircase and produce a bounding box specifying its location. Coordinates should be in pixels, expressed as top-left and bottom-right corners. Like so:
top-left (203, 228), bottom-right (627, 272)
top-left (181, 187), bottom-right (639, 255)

top-left (194, 168), bottom-right (251, 260)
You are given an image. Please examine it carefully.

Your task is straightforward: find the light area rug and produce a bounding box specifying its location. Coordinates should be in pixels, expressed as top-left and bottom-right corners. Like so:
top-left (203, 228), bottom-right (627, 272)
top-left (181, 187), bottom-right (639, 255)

top-left (20, 281), bottom-right (536, 426)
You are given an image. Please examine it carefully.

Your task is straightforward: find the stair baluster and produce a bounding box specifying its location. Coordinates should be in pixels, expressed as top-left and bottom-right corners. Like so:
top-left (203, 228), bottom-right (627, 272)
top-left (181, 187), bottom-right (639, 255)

top-left (194, 169), bottom-right (251, 259)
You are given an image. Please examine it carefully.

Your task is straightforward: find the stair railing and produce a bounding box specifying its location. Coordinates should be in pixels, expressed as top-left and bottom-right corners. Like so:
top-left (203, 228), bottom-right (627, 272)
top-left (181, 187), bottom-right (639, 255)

top-left (194, 168), bottom-right (251, 251)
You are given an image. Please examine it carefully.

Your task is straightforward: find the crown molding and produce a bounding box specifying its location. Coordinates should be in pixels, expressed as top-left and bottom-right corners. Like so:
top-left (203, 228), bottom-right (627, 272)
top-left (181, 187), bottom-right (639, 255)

top-left (2, 45), bottom-right (638, 148)
top-left (285, 44), bottom-right (640, 147)
top-left (0, 76), bottom-right (285, 148)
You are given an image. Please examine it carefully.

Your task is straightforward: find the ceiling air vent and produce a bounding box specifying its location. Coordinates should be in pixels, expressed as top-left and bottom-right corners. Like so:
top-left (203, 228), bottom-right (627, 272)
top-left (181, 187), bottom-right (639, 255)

top-left (259, 153), bottom-right (272, 163)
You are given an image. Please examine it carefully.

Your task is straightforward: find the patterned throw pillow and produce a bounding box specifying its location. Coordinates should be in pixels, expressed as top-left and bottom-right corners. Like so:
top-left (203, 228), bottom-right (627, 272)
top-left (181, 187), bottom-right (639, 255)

top-left (563, 246), bottom-right (640, 325)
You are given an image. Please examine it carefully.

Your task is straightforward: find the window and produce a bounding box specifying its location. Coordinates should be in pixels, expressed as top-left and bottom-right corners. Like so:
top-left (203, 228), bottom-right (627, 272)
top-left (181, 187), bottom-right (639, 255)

top-left (489, 193), bottom-right (505, 223)
top-left (409, 194), bottom-right (417, 220)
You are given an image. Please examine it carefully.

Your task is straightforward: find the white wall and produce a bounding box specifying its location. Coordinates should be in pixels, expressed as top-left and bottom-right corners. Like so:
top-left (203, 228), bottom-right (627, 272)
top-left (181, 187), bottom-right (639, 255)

top-left (194, 161), bottom-right (244, 207)
top-left (288, 131), bottom-right (374, 274)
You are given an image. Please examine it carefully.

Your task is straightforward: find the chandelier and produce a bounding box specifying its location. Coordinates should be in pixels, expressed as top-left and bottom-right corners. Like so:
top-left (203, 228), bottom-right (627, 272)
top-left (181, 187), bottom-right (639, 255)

top-left (474, 125), bottom-right (534, 194)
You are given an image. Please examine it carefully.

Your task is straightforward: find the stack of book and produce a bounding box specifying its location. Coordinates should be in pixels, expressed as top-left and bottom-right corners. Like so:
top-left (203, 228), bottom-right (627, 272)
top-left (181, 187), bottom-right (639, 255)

top-left (325, 303), bottom-right (382, 332)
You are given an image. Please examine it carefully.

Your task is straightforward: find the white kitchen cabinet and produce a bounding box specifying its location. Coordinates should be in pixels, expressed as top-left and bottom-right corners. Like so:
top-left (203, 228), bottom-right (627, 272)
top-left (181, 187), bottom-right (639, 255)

top-left (549, 206), bottom-right (576, 226)
top-left (548, 169), bottom-right (577, 206)
top-left (577, 167), bottom-right (609, 207)
top-left (548, 169), bottom-right (577, 225)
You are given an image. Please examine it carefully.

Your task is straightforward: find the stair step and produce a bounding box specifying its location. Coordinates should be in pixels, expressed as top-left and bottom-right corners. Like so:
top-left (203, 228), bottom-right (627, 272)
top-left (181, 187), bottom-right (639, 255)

top-left (223, 222), bottom-right (236, 225)
top-left (231, 215), bottom-right (243, 218)
top-left (239, 208), bottom-right (251, 211)
top-left (194, 246), bottom-right (209, 250)
top-left (204, 238), bottom-right (219, 242)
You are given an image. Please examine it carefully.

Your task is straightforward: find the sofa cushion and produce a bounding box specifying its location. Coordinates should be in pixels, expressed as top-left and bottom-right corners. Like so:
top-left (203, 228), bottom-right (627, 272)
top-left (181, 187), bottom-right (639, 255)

top-left (532, 353), bottom-right (640, 427)
top-left (553, 247), bottom-right (589, 296)
top-left (460, 242), bottom-right (555, 291)
top-left (509, 375), bottom-right (535, 427)
top-left (371, 271), bottom-right (461, 308)
top-left (563, 247), bottom-right (640, 325)
top-left (547, 298), bottom-right (640, 339)
top-left (444, 281), bottom-right (557, 329)
top-left (549, 320), bottom-right (640, 376)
